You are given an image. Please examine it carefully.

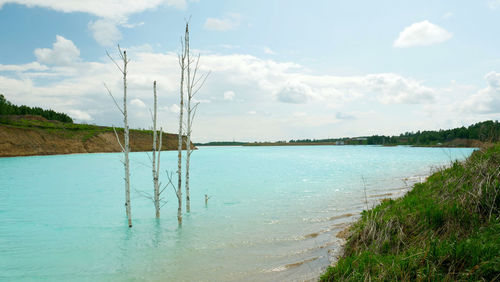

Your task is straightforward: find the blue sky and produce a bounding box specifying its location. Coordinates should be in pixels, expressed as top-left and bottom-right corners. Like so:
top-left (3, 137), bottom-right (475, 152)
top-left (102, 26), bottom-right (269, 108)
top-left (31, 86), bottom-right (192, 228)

top-left (0, 0), bottom-right (499, 142)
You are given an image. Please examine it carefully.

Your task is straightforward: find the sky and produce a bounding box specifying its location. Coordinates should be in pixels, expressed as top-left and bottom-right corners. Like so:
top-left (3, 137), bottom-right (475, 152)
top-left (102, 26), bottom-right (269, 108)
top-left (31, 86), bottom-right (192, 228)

top-left (0, 0), bottom-right (499, 142)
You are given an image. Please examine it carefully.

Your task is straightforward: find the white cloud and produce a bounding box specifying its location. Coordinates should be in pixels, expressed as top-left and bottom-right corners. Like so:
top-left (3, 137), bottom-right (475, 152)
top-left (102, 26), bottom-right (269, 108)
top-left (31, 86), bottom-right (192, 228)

top-left (0, 0), bottom-right (186, 20)
top-left (0, 47), bottom-right (466, 141)
top-left (67, 109), bottom-right (92, 121)
top-left (204, 13), bottom-right (241, 31)
top-left (488, 0), bottom-right (500, 10)
top-left (1, 1), bottom-right (184, 46)
top-left (0, 1), bottom-right (185, 46)
top-left (220, 44), bottom-right (240, 50)
top-left (34, 35), bottom-right (80, 65)
top-left (170, 104), bottom-right (180, 114)
top-left (122, 21), bottom-right (145, 28)
top-left (336, 112), bottom-right (355, 120)
top-left (277, 81), bottom-right (315, 104)
top-left (165, 0), bottom-right (186, 9)
top-left (223, 90), bottom-right (235, 100)
top-left (443, 12), bottom-right (453, 19)
top-left (293, 112), bottom-right (307, 117)
top-left (263, 47), bottom-right (275, 55)
top-left (88, 19), bottom-right (122, 47)
top-left (1, 51), bottom-right (437, 110)
top-left (130, 98), bottom-right (146, 108)
top-left (394, 20), bottom-right (452, 48)
top-left (365, 74), bottom-right (435, 104)
top-left (0, 62), bottom-right (48, 72)
top-left (193, 98), bottom-right (211, 104)
top-left (460, 71), bottom-right (500, 114)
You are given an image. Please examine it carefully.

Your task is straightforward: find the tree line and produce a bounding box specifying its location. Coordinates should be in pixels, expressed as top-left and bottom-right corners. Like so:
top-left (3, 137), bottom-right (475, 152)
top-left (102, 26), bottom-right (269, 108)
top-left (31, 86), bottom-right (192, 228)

top-left (287, 120), bottom-right (500, 145)
top-left (366, 120), bottom-right (500, 145)
top-left (0, 94), bottom-right (73, 123)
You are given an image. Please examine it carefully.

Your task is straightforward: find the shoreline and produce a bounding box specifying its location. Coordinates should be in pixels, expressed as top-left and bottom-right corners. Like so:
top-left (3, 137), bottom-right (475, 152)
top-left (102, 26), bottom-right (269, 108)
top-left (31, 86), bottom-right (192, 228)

top-left (320, 144), bottom-right (499, 280)
top-left (0, 147), bottom-right (191, 159)
top-left (198, 143), bottom-right (479, 148)
top-left (1, 143), bottom-right (474, 158)
top-left (322, 173), bottom-right (429, 276)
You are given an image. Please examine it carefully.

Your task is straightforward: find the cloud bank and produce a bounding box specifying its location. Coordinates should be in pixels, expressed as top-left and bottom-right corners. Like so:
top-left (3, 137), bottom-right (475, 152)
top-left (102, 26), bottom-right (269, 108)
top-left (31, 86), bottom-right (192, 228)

top-left (0, 36), bottom-right (495, 141)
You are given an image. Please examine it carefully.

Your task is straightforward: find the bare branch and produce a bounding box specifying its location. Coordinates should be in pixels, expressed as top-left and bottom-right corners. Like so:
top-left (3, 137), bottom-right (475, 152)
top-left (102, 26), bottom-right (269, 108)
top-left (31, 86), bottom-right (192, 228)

top-left (149, 108), bottom-right (154, 124)
top-left (193, 71), bottom-right (211, 97)
top-left (104, 83), bottom-right (124, 115)
top-left (160, 200), bottom-right (169, 209)
top-left (146, 152), bottom-right (152, 163)
top-left (189, 54), bottom-right (201, 89)
top-left (189, 102), bottom-right (200, 128)
top-left (134, 187), bottom-right (154, 202)
top-left (162, 170), bottom-right (175, 195)
top-left (106, 49), bottom-right (124, 74)
top-left (112, 126), bottom-right (125, 152)
top-left (117, 45), bottom-right (130, 64)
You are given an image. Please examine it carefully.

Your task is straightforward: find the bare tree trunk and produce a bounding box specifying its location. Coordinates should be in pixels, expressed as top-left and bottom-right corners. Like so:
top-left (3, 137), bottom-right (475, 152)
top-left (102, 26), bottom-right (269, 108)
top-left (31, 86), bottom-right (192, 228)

top-left (185, 24), bottom-right (192, 213)
top-left (123, 51), bottom-right (131, 228)
top-left (106, 46), bottom-right (132, 228)
top-left (155, 127), bottom-right (162, 218)
top-left (184, 23), bottom-right (210, 213)
top-left (152, 81), bottom-right (161, 218)
top-left (185, 116), bottom-right (191, 212)
top-left (176, 24), bottom-right (188, 225)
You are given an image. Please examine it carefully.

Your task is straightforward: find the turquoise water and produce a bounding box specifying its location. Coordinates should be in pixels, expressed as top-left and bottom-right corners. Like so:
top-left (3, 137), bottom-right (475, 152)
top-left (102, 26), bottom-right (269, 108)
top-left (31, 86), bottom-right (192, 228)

top-left (0, 146), bottom-right (474, 281)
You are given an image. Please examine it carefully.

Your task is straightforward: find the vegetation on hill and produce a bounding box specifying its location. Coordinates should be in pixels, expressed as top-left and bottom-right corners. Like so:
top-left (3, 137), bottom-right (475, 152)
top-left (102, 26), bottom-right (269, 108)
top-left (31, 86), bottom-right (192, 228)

top-left (0, 94), bottom-right (73, 123)
top-left (0, 115), bottom-right (190, 157)
top-left (289, 121), bottom-right (499, 146)
top-left (0, 114), bottom-right (112, 141)
top-left (200, 120), bottom-right (499, 147)
top-left (366, 120), bottom-right (500, 146)
top-left (320, 143), bottom-right (500, 281)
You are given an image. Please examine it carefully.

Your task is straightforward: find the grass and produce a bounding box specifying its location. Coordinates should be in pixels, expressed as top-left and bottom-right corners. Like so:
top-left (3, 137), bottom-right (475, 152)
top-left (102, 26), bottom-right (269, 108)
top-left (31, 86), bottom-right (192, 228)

top-left (320, 143), bottom-right (500, 281)
top-left (0, 115), bottom-right (115, 142)
top-left (0, 115), bottom-right (163, 143)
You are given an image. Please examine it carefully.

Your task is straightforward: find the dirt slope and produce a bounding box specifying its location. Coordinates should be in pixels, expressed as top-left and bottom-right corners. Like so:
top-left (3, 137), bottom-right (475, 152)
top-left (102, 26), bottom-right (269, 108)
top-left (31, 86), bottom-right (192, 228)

top-left (0, 117), bottom-right (190, 157)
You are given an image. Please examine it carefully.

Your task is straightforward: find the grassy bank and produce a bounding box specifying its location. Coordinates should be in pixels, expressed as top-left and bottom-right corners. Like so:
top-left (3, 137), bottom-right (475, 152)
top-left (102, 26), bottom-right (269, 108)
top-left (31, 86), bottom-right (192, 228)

top-left (0, 115), bottom-right (190, 157)
top-left (321, 144), bottom-right (500, 281)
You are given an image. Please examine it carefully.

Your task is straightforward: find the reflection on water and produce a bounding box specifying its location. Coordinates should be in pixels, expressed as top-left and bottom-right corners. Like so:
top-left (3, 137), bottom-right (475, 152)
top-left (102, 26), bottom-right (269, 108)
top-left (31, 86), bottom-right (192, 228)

top-left (0, 146), bottom-right (474, 281)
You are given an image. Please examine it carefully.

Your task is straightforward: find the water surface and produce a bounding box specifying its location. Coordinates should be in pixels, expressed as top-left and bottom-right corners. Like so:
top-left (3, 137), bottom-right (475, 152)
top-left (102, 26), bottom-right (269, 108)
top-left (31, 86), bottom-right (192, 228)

top-left (0, 145), bottom-right (474, 281)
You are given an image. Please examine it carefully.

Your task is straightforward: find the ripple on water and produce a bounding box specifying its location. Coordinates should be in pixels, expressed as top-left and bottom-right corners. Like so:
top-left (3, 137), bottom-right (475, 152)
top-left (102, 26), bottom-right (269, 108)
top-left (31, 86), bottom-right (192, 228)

top-left (0, 146), bottom-right (475, 281)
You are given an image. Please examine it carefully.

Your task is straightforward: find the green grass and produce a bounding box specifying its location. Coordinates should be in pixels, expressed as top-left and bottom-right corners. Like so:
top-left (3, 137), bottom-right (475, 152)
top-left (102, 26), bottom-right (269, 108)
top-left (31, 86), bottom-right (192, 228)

top-left (321, 144), bottom-right (500, 281)
top-left (0, 115), bottom-right (160, 143)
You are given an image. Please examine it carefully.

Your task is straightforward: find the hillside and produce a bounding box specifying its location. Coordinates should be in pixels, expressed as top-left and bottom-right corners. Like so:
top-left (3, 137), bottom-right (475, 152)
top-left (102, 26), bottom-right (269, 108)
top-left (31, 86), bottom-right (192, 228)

top-left (321, 143), bottom-right (500, 281)
top-left (197, 120), bottom-right (500, 148)
top-left (0, 115), bottom-right (190, 157)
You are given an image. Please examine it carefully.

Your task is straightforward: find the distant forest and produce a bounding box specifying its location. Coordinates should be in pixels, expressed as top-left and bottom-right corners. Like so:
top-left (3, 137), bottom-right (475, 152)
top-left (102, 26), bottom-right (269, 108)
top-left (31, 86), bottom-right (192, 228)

top-left (290, 120), bottom-right (500, 145)
top-left (0, 94), bottom-right (73, 123)
top-left (198, 120), bottom-right (500, 146)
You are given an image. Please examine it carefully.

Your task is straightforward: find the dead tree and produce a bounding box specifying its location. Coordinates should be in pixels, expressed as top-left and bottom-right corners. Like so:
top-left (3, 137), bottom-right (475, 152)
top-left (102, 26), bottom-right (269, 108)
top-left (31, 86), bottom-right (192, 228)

top-left (184, 23), bottom-right (210, 213)
top-left (176, 24), bottom-right (188, 225)
top-left (151, 81), bottom-right (162, 218)
top-left (105, 46), bottom-right (132, 228)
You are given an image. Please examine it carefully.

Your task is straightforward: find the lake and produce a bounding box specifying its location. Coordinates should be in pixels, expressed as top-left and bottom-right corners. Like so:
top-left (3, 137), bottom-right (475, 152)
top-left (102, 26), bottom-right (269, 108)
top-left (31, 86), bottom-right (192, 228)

top-left (0, 145), bottom-right (474, 281)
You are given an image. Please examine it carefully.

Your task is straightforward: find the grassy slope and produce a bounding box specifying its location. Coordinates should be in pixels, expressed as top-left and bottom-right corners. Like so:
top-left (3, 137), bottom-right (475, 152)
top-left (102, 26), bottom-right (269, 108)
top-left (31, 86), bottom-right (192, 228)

top-left (0, 115), bottom-right (188, 157)
top-left (321, 144), bottom-right (500, 281)
top-left (0, 115), bottom-right (138, 141)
